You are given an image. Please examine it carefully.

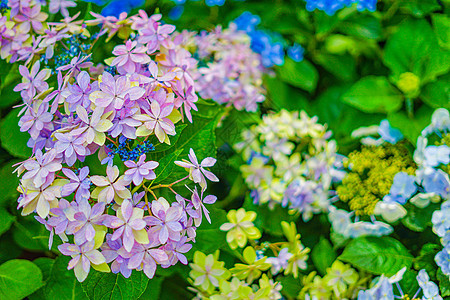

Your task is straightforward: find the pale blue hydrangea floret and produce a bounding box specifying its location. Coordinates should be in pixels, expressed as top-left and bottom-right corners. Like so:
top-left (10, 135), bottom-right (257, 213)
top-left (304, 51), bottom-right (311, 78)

top-left (287, 43), bottom-right (305, 62)
top-left (378, 119), bottom-right (403, 144)
top-left (422, 169), bottom-right (450, 199)
top-left (423, 145), bottom-right (450, 167)
top-left (383, 172), bottom-right (417, 204)
top-left (432, 201), bottom-right (450, 278)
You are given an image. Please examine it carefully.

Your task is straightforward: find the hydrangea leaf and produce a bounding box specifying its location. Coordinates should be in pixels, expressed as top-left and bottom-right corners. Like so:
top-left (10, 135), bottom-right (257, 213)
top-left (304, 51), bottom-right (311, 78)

top-left (80, 270), bottom-right (149, 300)
top-left (137, 276), bottom-right (164, 300)
top-left (0, 207), bottom-right (15, 237)
top-left (0, 160), bottom-right (21, 206)
top-left (37, 256), bottom-right (87, 300)
top-left (311, 237), bottom-right (337, 276)
top-left (0, 108), bottom-right (32, 159)
top-left (338, 236), bottom-right (413, 276)
top-left (0, 259), bottom-right (44, 300)
top-left (432, 14), bottom-right (450, 49)
top-left (437, 269), bottom-right (450, 297)
top-left (277, 58), bottom-right (318, 92)
top-left (384, 19), bottom-right (449, 83)
top-left (28, 257), bottom-right (56, 300)
top-left (186, 207), bottom-right (227, 260)
top-left (152, 148), bottom-right (183, 184)
top-left (387, 104), bottom-right (433, 143)
top-left (421, 74), bottom-right (450, 109)
top-left (342, 76), bottom-right (403, 113)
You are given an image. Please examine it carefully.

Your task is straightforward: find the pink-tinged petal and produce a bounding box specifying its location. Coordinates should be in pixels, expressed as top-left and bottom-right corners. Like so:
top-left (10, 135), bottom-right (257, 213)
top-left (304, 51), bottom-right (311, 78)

top-left (174, 161), bottom-right (193, 169)
top-left (129, 219), bottom-right (146, 231)
top-left (144, 216), bottom-right (160, 226)
top-left (123, 227), bottom-right (134, 252)
top-left (91, 202), bottom-right (106, 218)
top-left (166, 206), bottom-right (182, 222)
top-left (77, 71), bottom-right (90, 91)
top-left (58, 243), bottom-right (80, 256)
top-left (191, 169), bottom-right (203, 184)
top-left (106, 165), bottom-right (119, 182)
top-left (76, 105), bottom-right (89, 124)
top-left (203, 195), bottom-right (217, 204)
top-left (128, 251), bottom-right (145, 269)
top-left (85, 250), bottom-right (106, 265)
top-left (111, 226), bottom-right (125, 240)
top-left (201, 157), bottom-right (216, 167)
top-left (126, 86), bottom-right (145, 101)
top-left (90, 176), bottom-right (109, 187)
top-left (202, 169), bottom-right (219, 182)
top-left (167, 221), bottom-right (182, 232)
top-left (149, 249), bottom-right (168, 263)
top-left (85, 224), bottom-right (96, 241)
top-left (159, 226), bottom-right (169, 244)
top-left (121, 199), bottom-right (133, 221)
top-left (188, 149), bottom-right (199, 166)
top-left (148, 61), bottom-right (158, 78)
top-left (68, 255), bottom-right (81, 270)
top-left (73, 261), bottom-right (89, 282)
top-left (143, 259), bottom-right (156, 279)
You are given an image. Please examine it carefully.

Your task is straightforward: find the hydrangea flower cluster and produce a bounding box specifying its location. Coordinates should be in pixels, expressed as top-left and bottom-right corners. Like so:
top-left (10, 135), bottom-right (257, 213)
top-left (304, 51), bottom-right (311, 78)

top-left (6, 5), bottom-right (226, 282)
top-left (233, 11), bottom-right (305, 67)
top-left (180, 23), bottom-right (267, 112)
top-left (235, 110), bottom-right (345, 221)
top-left (330, 110), bottom-right (450, 240)
top-left (304, 0), bottom-right (378, 16)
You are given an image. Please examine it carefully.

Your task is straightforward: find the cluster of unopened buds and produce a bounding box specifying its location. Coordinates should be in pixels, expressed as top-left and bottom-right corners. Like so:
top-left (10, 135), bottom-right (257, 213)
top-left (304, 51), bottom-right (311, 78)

top-left (235, 109), bottom-right (345, 221)
top-left (5, 1), bottom-right (223, 282)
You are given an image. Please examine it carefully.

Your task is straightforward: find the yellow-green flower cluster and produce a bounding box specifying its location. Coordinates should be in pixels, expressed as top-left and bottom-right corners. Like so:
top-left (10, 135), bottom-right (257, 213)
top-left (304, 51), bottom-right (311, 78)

top-left (219, 208), bottom-right (262, 250)
top-left (188, 249), bottom-right (282, 300)
top-left (281, 221), bottom-right (311, 278)
top-left (300, 260), bottom-right (367, 299)
top-left (337, 144), bottom-right (416, 215)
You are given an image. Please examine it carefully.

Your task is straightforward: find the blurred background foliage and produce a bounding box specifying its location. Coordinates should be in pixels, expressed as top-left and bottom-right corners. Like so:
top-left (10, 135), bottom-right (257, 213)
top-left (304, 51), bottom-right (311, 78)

top-left (0, 0), bottom-right (448, 299)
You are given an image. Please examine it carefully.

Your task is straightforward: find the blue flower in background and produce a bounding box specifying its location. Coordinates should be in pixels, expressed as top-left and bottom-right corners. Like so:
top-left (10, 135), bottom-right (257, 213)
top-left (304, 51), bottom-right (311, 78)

top-left (233, 11), bottom-right (261, 33)
top-left (357, 0), bottom-right (377, 12)
top-left (304, 0), bottom-right (377, 15)
top-left (81, 0), bottom-right (145, 17)
top-left (205, 0), bottom-right (225, 6)
top-left (378, 119), bottom-right (403, 144)
top-left (287, 43), bottom-right (305, 62)
top-left (233, 12), bottom-right (304, 67)
top-left (169, 5), bottom-right (185, 20)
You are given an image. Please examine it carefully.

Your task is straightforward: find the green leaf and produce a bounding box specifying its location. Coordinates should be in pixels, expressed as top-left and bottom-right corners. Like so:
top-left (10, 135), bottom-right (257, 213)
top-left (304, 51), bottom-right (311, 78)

top-left (12, 215), bottom-right (51, 252)
top-left (421, 74), bottom-right (450, 109)
top-left (29, 258), bottom-right (56, 300)
top-left (340, 15), bottom-right (381, 39)
top-left (0, 63), bottom-right (21, 108)
top-left (311, 238), bottom-right (337, 276)
top-left (0, 259), bottom-right (44, 300)
top-left (0, 233), bottom-right (21, 264)
top-left (0, 207), bottom-right (15, 236)
top-left (341, 76), bottom-right (403, 113)
top-left (81, 270), bottom-right (149, 300)
top-left (437, 269), bottom-right (450, 297)
top-left (414, 243), bottom-right (440, 279)
top-left (186, 207), bottom-right (227, 260)
top-left (277, 275), bottom-right (302, 299)
top-left (41, 256), bottom-right (87, 300)
top-left (401, 203), bottom-right (438, 232)
top-left (398, 0), bottom-right (441, 17)
top-left (383, 19), bottom-right (449, 82)
top-left (432, 14), bottom-right (450, 49)
top-left (277, 58), bottom-right (319, 92)
top-left (253, 203), bottom-right (299, 237)
top-left (0, 108), bottom-right (32, 158)
top-left (153, 148), bottom-right (183, 184)
top-left (138, 276), bottom-right (164, 300)
top-left (387, 105), bottom-right (433, 143)
top-left (339, 236), bottom-right (413, 276)
top-left (147, 124), bottom-right (188, 154)
top-left (314, 53), bottom-right (356, 82)
top-left (0, 160), bottom-right (21, 206)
